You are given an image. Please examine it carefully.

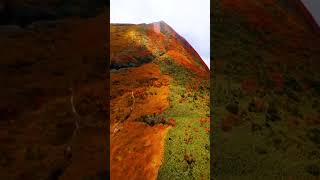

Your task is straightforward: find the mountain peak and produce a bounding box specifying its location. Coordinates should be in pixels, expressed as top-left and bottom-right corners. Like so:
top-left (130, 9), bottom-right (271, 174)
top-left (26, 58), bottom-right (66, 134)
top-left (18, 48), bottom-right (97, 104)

top-left (110, 22), bottom-right (209, 76)
top-left (154, 20), bottom-right (167, 25)
top-left (149, 20), bottom-right (168, 26)
top-left (147, 21), bottom-right (176, 36)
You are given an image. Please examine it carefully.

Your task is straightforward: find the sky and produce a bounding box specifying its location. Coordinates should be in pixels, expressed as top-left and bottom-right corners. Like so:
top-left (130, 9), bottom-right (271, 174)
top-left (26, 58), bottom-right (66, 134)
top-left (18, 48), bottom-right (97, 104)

top-left (301, 0), bottom-right (320, 26)
top-left (110, 0), bottom-right (210, 68)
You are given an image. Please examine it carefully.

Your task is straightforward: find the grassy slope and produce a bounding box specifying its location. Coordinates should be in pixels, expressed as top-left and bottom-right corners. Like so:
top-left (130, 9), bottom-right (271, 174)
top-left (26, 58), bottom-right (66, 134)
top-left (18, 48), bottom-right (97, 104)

top-left (156, 58), bottom-right (210, 179)
top-left (212, 0), bottom-right (320, 178)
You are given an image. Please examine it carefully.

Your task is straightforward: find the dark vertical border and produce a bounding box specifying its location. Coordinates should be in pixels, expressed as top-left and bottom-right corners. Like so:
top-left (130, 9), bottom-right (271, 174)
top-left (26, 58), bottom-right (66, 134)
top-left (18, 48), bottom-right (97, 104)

top-left (210, 0), bottom-right (214, 179)
top-left (106, 0), bottom-right (111, 179)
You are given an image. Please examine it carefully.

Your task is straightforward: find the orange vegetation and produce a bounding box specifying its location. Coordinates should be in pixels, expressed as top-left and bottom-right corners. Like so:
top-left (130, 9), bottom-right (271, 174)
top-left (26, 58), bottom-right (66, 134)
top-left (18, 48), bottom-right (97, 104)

top-left (110, 63), bottom-right (171, 179)
top-left (166, 50), bottom-right (208, 78)
top-left (110, 63), bottom-right (170, 125)
top-left (110, 123), bottom-right (170, 180)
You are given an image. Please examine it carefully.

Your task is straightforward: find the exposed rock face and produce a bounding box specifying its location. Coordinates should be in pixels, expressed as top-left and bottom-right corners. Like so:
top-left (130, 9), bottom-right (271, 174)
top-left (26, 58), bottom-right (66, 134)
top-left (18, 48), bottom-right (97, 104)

top-left (212, 0), bottom-right (320, 178)
top-left (0, 3), bottom-right (108, 180)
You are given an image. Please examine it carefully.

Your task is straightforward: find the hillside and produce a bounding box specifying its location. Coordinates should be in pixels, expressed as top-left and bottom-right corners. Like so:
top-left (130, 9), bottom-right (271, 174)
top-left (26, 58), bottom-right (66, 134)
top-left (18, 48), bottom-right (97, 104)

top-left (0, 4), bottom-right (108, 180)
top-left (212, 0), bottom-right (320, 178)
top-left (110, 21), bottom-right (210, 179)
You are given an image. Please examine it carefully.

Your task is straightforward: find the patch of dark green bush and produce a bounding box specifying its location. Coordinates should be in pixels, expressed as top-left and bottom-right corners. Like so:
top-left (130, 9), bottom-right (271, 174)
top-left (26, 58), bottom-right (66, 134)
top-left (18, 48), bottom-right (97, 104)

top-left (266, 105), bottom-right (281, 122)
top-left (137, 114), bottom-right (165, 126)
top-left (307, 128), bottom-right (320, 145)
top-left (226, 102), bottom-right (239, 114)
top-left (305, 164), bottom-right (320, 176)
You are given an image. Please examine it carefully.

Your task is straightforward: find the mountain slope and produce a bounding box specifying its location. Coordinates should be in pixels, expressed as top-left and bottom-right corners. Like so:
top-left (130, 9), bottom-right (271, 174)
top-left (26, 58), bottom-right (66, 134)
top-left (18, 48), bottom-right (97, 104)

top-left (212, 0), bottom-right (320, 178)
top-left (0, 12), bottom-right (108, 179)
top-left (110, 21), bottom-right (210, 179)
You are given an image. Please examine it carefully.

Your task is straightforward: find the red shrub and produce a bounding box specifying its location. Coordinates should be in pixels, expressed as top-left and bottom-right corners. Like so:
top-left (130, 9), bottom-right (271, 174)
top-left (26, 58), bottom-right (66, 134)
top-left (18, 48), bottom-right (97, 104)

top-left (269, 72), bottom-right (284, 91)
top-left (204, 128), bottom-right (210, 134)
top-left (254, 98), bottom-right (266, 112)
top-left (221, 115), bottom-right (240, 132)
top-left (241, 78), bottom-right (258, 94)
top-left (160, 118), bottom-right (166, 124)
top-left (167, 118), bottom-right (176, 127)
top-left (153, 80), bottom-right (162, 88)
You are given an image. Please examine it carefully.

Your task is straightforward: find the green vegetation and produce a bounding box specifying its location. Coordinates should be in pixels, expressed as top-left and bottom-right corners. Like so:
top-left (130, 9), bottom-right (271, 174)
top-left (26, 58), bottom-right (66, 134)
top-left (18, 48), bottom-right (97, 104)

top-left (211, 0), bottom-right (320, 178)
top-left (158, 57), bottom-right (197, 86)
top-left (156, 58), bottom-right (210, 179)
top-left (213, 72), bottom-right (320, 178)
top-left (212, 92), bottom-right (320, 179)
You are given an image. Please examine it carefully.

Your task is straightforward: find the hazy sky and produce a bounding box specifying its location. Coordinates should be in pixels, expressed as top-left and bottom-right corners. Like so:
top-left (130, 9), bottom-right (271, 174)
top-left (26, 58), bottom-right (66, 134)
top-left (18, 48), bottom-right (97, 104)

top-left (302, 0), bottom-right (320, 26)
top-left (110, 0), bottom-right (210, 68)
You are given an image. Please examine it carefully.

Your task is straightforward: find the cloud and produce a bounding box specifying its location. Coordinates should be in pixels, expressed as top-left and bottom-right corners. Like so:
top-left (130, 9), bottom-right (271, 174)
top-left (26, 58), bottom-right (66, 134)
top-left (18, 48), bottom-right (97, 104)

top-left (111, 0), bottom-right (210, 68)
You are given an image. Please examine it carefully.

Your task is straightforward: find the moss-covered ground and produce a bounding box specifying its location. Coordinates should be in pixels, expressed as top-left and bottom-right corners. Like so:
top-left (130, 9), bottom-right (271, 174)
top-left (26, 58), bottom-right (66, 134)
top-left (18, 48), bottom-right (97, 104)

top-left (156, 58), bottom-right (210, 179)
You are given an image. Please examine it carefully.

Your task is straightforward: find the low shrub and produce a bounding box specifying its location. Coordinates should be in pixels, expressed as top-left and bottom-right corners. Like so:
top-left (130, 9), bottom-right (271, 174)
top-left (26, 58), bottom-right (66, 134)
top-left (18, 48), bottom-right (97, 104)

top-left (137, 114), bottom-right (176, 127)
top-left (305, 164), bottom-right (320, 176)
top-left (137, 114), bottom-right (165, 126)
top-left (307, 128), bottom-right (320, 145)
top-left (225, 102), bottom-right (239, 114)
top-left (265, 103), bottom-right (281, 122)
top-left (167, 118), bottom-right (176, 127)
